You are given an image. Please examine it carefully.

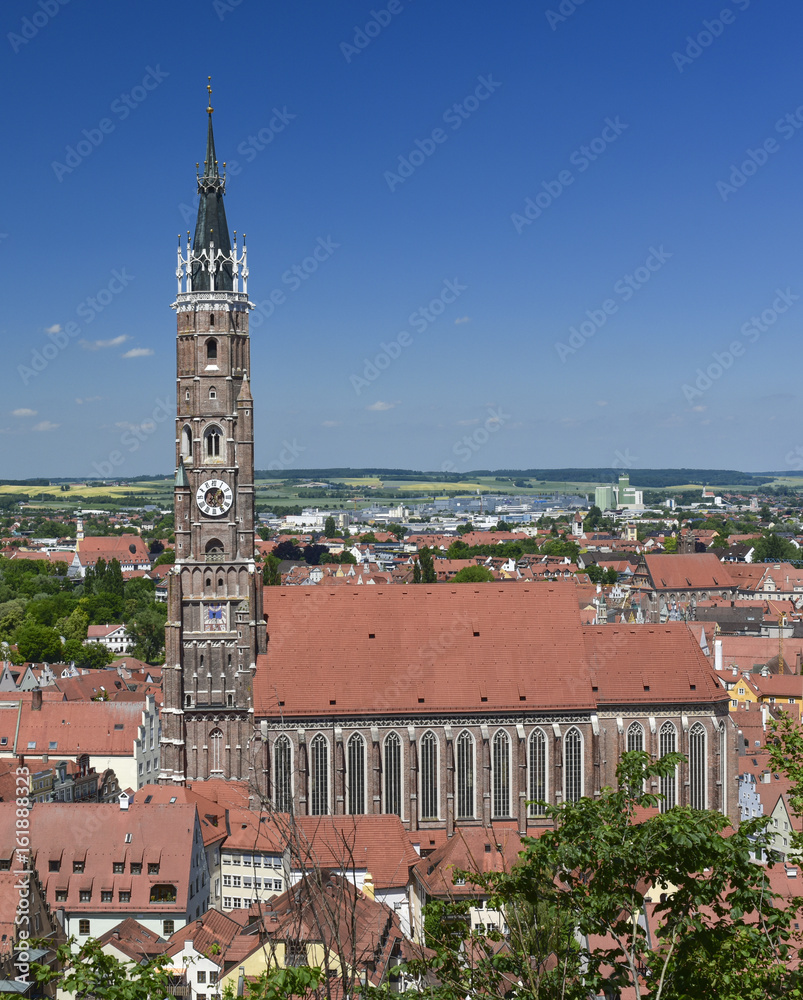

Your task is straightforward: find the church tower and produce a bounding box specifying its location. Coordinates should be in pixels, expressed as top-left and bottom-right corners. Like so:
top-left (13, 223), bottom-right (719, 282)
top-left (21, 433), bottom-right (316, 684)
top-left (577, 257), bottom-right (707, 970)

top-left (160, 83), bottom-right (266, 785)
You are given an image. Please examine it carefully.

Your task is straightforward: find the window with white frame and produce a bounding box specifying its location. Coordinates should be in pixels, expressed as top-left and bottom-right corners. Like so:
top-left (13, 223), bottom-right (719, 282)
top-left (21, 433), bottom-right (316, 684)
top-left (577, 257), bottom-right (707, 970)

top-left (689, 722), bottom-right (707, 810)
top-left (456, 730), bottom-right (474, 820)
top-left (346, 732), bottom-right (366, 815)
top-left (384, 732), bottom-right (402, 817)
top-left (564, 727), bottom-right (583, 802)
top-left (310, 734), bottom-right (329, 816)
top-left (420, 731), bottom-right (439, 820)
top-left (210, 729), bottom-right (223, 773)
top-left (492, 729), bottom-right (511, 818)
top-left (659, 721), bottom-right (677, 811)
top-left (273, 735), bottom-right (293, 812)
top-left (528, 728), bottom-right (547, 817)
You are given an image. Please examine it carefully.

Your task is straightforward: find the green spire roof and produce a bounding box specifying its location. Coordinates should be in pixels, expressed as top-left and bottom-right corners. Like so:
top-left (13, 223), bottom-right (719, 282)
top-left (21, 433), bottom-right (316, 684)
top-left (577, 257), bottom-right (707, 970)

top-left (191, 78), bottom-right (232, 292)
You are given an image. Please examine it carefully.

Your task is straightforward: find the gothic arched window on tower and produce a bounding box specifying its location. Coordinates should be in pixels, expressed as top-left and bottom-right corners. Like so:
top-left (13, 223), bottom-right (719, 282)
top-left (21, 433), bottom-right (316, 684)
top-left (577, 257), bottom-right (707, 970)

top-left (528, 728), bottom-right (547, 817)
top-left (492, 729), bottom-right (511, 818)
top-left (456, 730), bottom-right (474, 820)
top-left (310, 734), bottom-right (329, 816)
top-left (420, 731), bottom-right (439, 821)
top-left (204, 425), bottom-right (223, 461)
top-left (181, 425), bottom-right (192, 459)
top-left (659, 721), bottom-right (677, 811)
top-left (206, 338), bottom-right (217, 361)
top-left (274, 735), bottom-right (293, 813)
top-left (346, 733), bottom-right (366, 815)
top-left (384, 732), bottom-right (402, 817)
top-left (209, 386), bottom-right (217, 400)
top-left (210, 729), bottom-right (223, 774)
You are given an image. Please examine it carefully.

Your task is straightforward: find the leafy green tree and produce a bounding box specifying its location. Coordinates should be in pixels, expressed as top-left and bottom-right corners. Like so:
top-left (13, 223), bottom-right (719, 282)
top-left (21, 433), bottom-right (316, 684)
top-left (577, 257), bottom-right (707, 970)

top-left (273, 540), bottom-right (304, 561)
top-left (494, 520), bottom-right (513, 532)
top-left (152, 549), bottom-right (175, 566)
top-left (413, 559), bottom-right (422, 584)
top-left (263, 553), bottom-right (282, 586)
top-left (418, 546), bottom-right (437, 584)
top-left (63, 639), bottom-right (113, 670)
top-left (397, 753), bottom-right (801, 1000)
top-left (387, 522), bottom-right (406, 540)
top-left (323, 515), bottom-right (337, 538)
top-left (663, 535), bottom-right (678, 553)
top-left (451, 565), bottom-right (494, 583)
top-left (126, 603), bottom-right (167, 663)
top-left (14, 619), bottom-right (63, 662)
top-left (584, 504), bottom-right (603, 530)
top-left (358, 531), bottom-right (377, 543)
top-left (303, 543), bottom-right (329, 566)
top-left (0, 599), bottom-right (27, 640)
top-left (456, 522), bottom-right (474, 535)
top-left (752, 533), bottom-right (799, 563)
top-left (539, 538), bottom-right (580, 561)
top-left (221, 966), bottom-right (322, 1000)
top-left (33, 937), bottom-right (169, 1000)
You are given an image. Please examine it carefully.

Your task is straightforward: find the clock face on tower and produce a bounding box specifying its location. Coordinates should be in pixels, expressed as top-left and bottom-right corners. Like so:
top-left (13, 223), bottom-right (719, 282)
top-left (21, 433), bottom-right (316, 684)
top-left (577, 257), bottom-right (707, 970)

top-left (196, 479), bottom-right (233, 516)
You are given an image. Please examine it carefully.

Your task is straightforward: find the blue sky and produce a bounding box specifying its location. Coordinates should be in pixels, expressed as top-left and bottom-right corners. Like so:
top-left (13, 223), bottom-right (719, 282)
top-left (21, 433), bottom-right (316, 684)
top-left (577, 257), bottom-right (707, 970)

top-left (2, 0), bottom-right (802, 479)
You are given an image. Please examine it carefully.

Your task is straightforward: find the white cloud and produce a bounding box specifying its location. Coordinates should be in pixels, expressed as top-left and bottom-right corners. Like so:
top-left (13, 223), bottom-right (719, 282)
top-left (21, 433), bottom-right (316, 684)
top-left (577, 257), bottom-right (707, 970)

top-left (366, 401), bottom-right (398, 411)
top-left (12, 408), bottom-right (37, 417)
top-left (33, 421), bottom-right (59, 432)
top-left (76, 396), bottom-right (103, 405)
top-left (122, 347), bottom-right (154, 358)
top-left (321, 420), bottom-right (341, 427)
top-left (80, 334), bottom-right (129, 351)
top-left (454, 316), bottom-right (470, 325)
top-left (595, 400), bottom-right (609, 407)
top-left (456, 418), bottom-right (480, 426)
top-left (45, 324), bottom-right (62, 335)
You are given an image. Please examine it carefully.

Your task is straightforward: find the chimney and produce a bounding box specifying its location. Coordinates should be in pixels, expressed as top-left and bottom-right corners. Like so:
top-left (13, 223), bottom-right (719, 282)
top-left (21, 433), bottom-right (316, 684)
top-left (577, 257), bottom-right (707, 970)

top-left (714, 639), bottom-right (722, 672)
top-left (32, 690), bottom-right (42, 711)
top-left (362, 873), bottom-right (375, 900)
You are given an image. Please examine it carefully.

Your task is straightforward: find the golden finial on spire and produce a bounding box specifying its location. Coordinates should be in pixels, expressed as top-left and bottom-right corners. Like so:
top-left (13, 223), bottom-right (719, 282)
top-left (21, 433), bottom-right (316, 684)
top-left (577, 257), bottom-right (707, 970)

top-left (207, 76), bottom-right (213, 115)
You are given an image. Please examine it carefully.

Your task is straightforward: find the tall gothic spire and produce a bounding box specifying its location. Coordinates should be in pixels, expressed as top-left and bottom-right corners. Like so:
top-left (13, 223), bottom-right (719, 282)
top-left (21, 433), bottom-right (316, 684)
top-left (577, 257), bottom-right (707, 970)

top-left (192, 77), bottom-right (233, 291)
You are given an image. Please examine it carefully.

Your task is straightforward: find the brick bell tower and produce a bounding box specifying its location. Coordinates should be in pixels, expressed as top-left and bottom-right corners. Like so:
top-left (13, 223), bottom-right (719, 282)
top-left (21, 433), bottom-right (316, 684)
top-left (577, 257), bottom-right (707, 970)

top-left (160, 81), bottom-right (266, 785)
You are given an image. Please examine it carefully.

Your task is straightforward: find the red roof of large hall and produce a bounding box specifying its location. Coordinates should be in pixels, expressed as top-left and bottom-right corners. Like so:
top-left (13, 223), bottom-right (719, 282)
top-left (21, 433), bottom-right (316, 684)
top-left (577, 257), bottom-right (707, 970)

top-left (254, 583), bottom-right (595, 717)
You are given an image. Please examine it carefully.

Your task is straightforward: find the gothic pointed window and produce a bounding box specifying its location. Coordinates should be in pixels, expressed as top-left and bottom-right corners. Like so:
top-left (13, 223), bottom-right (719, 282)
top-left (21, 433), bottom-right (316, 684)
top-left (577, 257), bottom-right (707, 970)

top-left (209, 386), bottom-right (217, 400)
top-left (210, 729), bottom-right (223, 774)
top-left (627, 722), bottom-right (645, 753)
top-left (564, 727), bottom-right (583, 802)
top-left (181, 425), bottom-right (192, 458)
top-left (492, 730), bottom-right (511, 818)
top-left (346, 733), bottom-right (366, 815)
top-left (310, 734), bottom-right (329, 816)
top-left (689, 723), bottom-right (707, 810)
top-left (528, 728), bottom-right (547, 817)
top-left (204, 425), bottom-right (222, 460)
top-left (384, 732), bottom-right (402, 817)
top-left (274, 735), bottom-right (292, 813)
top-left (206, 338), bottom-right (217, 360)
top-left (420, 731), bottom-right (439, 820)
top-left (659, 721), bottom-right (677, 811)
top-left (456, 730), bottom-right (474, 820)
